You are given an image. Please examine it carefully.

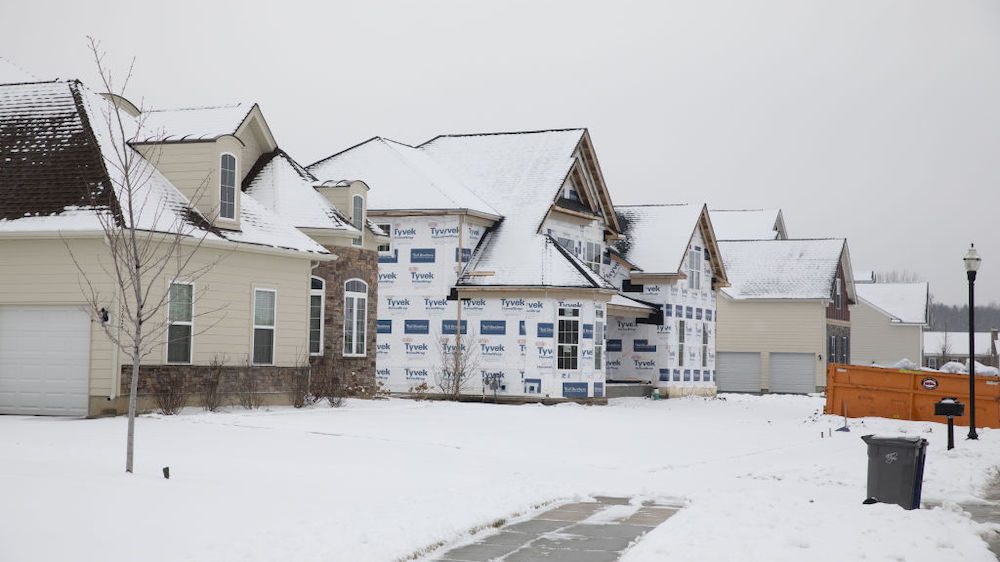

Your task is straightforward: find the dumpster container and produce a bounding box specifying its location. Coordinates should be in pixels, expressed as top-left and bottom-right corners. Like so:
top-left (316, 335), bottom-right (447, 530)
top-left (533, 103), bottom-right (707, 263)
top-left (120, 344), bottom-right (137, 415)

top-left (861, 435), bottom-right (928, 510)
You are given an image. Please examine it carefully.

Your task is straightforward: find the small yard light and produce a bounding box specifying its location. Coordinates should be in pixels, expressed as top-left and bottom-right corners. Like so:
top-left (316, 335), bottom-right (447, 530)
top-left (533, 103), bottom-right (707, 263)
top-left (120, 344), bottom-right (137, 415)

top-left (964, 244), bottom-right (981, 440)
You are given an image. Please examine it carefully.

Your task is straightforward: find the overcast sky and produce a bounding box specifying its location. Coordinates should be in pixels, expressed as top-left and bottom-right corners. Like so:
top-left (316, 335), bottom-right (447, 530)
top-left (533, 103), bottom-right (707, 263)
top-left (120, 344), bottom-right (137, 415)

top-left (5, 0), bottom-right (999, 305)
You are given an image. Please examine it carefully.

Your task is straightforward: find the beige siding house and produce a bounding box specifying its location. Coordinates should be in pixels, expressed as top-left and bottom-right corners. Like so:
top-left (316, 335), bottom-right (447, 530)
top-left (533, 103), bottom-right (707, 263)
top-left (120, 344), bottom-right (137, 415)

top-left (715, 239), bottom-right (856, 394)
top-left (0, 79), bottom-right (333, 416)
top-left (850, 281), bottom-right (929, 367)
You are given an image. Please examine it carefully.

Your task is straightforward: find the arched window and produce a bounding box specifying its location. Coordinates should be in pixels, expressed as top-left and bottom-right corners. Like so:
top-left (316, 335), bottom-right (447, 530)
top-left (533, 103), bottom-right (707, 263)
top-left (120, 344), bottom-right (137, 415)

top-left (219, 153), bottom-right (237, 220)
top-left (352, 194), bottom-right (364, 246)
top-left (309, 276), bottom-right (325, 356)
top-left (343, 278), bottom-right (368, 356)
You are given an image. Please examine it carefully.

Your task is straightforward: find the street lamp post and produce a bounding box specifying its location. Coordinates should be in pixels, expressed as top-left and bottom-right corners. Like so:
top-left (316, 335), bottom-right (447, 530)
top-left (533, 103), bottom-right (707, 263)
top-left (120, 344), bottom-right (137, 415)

top-left (964, 244), bottom-right (981, 440)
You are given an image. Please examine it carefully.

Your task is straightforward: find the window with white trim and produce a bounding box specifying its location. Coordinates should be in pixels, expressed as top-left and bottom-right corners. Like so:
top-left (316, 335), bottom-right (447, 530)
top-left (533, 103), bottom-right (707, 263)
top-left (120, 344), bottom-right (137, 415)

top-left (220, 153), bottom-right (237, 220)
top-left (343, 279), bottom-right (368, 356)
top-left (309, 276), bottom-right (325, 356)
top-left (583, 241), bottom-right (602, 274)
top-left (253, 289), bottom-right (276, 365)
top-left (167, 282), bottom-right (193, 363)
top-left (557, 307), bottom-right (580, 370)
top-left (352, 195), bottom-right (364, 246)
top-left (834, 278), bottom-right (842, 309)
top-left (829, 335), bottom-right (836, 363)
top-left (594, 309), bottom-right (605, 370)
top-left (841, 336), bottom-right (849, 364)
top-left (702, 322), bottom-right (709, 368)
top-left (376, 223), bottom-right (391, 253)
top-left (688, 249), bottom-right (702, 290)
top-left (678, 319), bottom-right (686, 367)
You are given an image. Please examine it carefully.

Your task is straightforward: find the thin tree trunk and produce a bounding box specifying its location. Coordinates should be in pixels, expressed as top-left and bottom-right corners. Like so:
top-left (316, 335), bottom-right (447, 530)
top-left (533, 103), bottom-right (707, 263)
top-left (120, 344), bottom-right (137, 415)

top-left (125, 336), bottom-right (140, 472)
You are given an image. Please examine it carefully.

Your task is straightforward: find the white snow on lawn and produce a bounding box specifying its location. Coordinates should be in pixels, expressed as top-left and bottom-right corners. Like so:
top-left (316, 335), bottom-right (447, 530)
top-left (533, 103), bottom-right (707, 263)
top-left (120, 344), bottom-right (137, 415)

top-left (1, 395), bottom-right (998, 562)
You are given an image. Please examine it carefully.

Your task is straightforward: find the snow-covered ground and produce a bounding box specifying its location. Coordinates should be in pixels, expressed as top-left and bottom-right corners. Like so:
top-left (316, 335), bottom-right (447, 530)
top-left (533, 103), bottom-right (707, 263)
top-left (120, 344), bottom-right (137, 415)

top-left (1, 395), bottom-right (997, 562)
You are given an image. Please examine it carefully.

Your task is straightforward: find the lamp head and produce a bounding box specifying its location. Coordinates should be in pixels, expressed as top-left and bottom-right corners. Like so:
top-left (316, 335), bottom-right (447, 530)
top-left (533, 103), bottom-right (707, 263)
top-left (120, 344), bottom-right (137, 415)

top-left (964, 244), bottom-right (982, 273)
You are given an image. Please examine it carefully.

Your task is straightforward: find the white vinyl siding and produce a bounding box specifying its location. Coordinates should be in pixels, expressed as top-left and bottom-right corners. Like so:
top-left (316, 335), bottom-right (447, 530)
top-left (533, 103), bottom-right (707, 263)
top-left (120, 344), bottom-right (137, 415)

top-left (343, 279), bottom-right (367, 356)
top-left (849, 300), bottom-right (923, 366)
top-left (166, 283), bottom-right (193, 364)
top-left (253, 289), bottom-right (276, 365)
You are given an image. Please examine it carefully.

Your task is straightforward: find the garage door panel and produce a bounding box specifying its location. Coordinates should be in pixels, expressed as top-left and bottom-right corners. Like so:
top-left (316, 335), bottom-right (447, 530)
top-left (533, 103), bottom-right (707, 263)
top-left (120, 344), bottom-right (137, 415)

top-left (769, 352), bottom-right (816, 394)
top-left (717, 352), bottom-right (762, 393)
top-left (0, 306), bottom-right (90, 416)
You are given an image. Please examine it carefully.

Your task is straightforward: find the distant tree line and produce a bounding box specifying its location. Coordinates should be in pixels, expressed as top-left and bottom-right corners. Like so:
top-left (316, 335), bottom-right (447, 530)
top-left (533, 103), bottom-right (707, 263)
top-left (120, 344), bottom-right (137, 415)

top-left (929, 302), bottom-right (1000, 332)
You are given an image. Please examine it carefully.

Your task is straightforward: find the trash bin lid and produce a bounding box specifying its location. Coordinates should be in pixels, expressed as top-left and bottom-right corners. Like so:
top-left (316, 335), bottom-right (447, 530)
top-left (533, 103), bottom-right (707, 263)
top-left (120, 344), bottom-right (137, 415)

top-left (861, 434), bottom-right (927, 448)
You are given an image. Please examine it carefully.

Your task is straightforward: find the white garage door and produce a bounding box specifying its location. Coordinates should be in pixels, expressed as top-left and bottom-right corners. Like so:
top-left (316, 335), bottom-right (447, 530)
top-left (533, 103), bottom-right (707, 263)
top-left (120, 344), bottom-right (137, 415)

top-left (769, 352), bottom-right (817, 394)
top-left (716, 352), bottom-right (762, 393)
top-left (0, 306), bottom-right (91, 416)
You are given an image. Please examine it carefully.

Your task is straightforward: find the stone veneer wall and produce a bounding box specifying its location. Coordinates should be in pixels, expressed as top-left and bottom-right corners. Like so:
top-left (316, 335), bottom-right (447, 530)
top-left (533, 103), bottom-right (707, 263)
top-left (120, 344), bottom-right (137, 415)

top-left (310, 244), bottom-right (379, 392)
top-left (119, 364), bottom-right (307, 398)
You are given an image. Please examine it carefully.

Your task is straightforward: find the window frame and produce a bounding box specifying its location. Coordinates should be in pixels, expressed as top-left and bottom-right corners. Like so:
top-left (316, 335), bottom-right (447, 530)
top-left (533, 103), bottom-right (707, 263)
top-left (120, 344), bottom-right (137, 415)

top-left (583, 241), bottom-right (602, 274)
top-left (594, 309), bottom-right (605, 370)
top-left (678, 319), bottom-right (686, 367)
top-left (702, 322), bottom-right (709, 368)
top-left (834, 278), bottom-right (843, 309)
top-left (309, 276), bottom-right (325, 357)
top-left (252, 288), bottom-right (277, 366)
top-left (343, 278), bottom-right (368, 357)
top-left (351, 195), bottom-right (364, 247)
top-left (219, 152), bottom-right (238, 221)
top-left (557, 307), bottom-right (580, 370)
top-left (841, 335), bottom-right (849, 364)
top-left (376, 222), bottom-right (392, 253)
top-left (688, 249), bottom-right (702, 291)
top-left (166, 281), bottom-right (194, 364)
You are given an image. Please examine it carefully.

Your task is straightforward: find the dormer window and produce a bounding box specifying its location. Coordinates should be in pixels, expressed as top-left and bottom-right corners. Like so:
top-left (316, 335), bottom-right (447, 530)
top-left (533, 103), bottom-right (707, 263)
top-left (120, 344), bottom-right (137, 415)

top-left (352, 194), bottom-right (364, 246)
top-left (220, 153), bottom-right (237, 220)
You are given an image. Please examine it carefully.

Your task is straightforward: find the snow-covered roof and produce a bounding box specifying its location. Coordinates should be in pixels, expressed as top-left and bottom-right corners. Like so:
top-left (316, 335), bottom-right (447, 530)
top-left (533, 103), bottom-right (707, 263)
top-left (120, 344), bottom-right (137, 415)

top-left (924, 332), bottom-right (995, 357)
top-left (856, 282), bottom-right (929, 324)
top-left (243, 150), bottom-right (359, 234)
top-left (608, 293), bottom-right (657, 312)
top-left (0, 80), bottom-right (328, 257)
top-left (308, 137), bottom-right (500, 217)
top-left (614, 204), bottom-right (705, 274)
top-left (709, 208), bottom-right (786, 241)
top-left (719, 239), bottom-right (848, 300)
top-left (458, 232), bottom-right (614, 289)
top-left (139, 103), bottom-right (255, 142)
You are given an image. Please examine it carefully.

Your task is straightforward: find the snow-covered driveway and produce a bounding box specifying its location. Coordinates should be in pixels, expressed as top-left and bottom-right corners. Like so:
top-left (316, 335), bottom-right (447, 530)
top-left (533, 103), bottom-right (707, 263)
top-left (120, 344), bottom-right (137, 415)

top-left (1, 395), bottom-right (997, 561)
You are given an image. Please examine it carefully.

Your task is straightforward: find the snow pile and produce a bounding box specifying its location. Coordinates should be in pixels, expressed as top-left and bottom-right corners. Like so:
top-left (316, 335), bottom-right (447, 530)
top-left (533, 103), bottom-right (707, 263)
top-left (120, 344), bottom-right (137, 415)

top-left (936, 361), bottom-right (1000, 376)
top-left (0, 396), bottom-right (997, 561)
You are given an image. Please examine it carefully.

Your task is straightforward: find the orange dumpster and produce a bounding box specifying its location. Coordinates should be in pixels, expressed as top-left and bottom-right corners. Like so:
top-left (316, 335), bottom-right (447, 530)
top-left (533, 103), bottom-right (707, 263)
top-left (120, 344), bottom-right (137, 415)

top-left (824, 363), bottom-right (1000, 428)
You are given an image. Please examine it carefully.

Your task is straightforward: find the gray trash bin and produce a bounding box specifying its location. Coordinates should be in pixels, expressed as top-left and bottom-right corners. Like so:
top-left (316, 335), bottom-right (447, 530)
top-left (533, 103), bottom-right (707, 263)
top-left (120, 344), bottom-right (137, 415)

top-left (861, 434), bottom-right (928, 510)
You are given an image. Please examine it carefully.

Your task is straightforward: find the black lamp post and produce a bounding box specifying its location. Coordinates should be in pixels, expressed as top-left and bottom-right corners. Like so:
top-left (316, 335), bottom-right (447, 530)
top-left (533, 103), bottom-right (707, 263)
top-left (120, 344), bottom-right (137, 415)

top-left (964, 244), bottom-right (981, 440)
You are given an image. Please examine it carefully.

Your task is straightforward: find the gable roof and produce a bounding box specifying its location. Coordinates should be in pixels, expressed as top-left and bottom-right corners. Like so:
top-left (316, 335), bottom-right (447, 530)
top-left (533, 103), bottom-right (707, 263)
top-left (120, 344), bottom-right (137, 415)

top-left (709, 208), bottom-right (786, 241)
top-left (856, 282), bottom-right (929, 325)
top-left (614, 204), bottom-right (705, 274)
top-left (458, 232), bottom-right (615, 289)
top-left (0, 79), bottom-right (328, 257)
top-left (719, 238), bottom-right (851, 300)
top-left (137, 103), bottom-right (256, 142)
top-left (243, 149), bottom-right (359, 234)
top-left (308, 137), bottom-right (500, 217)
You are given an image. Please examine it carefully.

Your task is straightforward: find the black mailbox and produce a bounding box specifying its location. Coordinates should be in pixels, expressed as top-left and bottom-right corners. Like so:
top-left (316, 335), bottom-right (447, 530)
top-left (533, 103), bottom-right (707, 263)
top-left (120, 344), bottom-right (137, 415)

top-left (934, 398), bottom-right (965, 417)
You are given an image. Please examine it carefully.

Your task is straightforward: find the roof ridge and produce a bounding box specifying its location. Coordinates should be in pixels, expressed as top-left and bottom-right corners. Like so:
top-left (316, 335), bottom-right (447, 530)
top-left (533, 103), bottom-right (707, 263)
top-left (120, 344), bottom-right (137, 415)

top-left (306, 135), bottom-right (414, 170)
top-left (615, 203), bottom-right (690, 208)
top-left (146, 103), bottom-right (244, 113)
top-left (418, 128), bottom-right (586, 146)
top-left (720, 237), bottom-right (844, 243)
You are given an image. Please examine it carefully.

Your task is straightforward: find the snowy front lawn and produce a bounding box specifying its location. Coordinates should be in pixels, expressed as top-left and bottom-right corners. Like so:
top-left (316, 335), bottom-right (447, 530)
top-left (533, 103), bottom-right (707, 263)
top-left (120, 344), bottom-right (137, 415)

top-left (1, 395), bottom-right (998, 562)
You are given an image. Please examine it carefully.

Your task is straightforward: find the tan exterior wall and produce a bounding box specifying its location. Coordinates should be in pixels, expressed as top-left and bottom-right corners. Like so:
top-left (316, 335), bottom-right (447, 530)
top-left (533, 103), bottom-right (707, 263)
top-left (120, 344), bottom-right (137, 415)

top-left (715, 297), bottom-right (827, 388)
top-left (850, 301), bottom-right (922, 367)
top-left (0, 236), bottom-right (314, 404)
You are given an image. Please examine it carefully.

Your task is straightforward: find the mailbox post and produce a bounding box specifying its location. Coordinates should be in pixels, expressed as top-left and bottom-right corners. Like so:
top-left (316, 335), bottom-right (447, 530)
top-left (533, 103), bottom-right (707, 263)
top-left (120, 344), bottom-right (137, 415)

top-left (934, 398), bottom-right (965, 451)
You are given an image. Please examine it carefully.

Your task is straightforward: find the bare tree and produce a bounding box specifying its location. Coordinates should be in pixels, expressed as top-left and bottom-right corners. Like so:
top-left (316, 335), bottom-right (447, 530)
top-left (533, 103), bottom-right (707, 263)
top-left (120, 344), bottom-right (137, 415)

top-left (67, 38), bottom-right (223, 473)
top-left (432, 330), bottom-right (482, 399)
